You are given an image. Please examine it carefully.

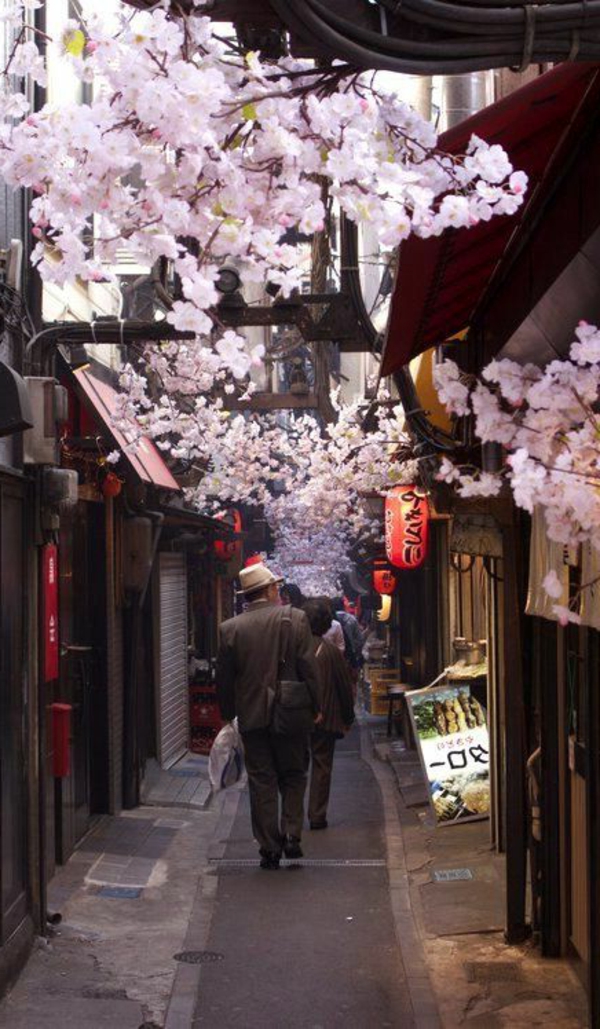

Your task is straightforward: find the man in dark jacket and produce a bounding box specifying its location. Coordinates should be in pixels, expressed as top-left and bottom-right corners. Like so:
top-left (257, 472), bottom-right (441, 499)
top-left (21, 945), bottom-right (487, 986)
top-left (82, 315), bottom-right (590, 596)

top-left (303, 599), bottom-right (355, 830)
top-left (216, 562), bottom-right (321, 869)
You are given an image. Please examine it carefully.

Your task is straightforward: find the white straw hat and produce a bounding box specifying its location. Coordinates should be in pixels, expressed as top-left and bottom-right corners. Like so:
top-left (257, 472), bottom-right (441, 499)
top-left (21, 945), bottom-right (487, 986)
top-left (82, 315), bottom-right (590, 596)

top-left (237, 562), bottom-right (283, 596)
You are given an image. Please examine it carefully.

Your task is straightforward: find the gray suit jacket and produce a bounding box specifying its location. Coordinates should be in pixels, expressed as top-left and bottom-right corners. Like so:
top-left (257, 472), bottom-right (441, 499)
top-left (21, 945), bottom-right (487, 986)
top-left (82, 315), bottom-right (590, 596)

top-left (216, 601), bottom-right (320, 732)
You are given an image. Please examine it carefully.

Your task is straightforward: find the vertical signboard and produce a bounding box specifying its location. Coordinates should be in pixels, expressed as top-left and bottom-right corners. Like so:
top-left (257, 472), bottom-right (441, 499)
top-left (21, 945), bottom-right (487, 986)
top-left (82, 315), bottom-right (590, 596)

top-left (42, 543), bottom-right (59, 682)
top-left (406, 684), bottom-right (490, 825)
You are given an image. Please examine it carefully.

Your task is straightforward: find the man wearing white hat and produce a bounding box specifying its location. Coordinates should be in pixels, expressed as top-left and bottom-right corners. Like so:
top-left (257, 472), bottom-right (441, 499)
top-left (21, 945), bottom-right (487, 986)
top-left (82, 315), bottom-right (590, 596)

top-left (216, 562), bottom-right (321, 869)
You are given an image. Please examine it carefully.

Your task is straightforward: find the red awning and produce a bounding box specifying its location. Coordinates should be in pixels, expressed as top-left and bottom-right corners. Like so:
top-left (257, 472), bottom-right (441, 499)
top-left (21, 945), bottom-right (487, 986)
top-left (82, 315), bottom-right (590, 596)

top-left (381, 62), bottom-right (600, 376)
top-left (74, 367), bottom-right (180, 492)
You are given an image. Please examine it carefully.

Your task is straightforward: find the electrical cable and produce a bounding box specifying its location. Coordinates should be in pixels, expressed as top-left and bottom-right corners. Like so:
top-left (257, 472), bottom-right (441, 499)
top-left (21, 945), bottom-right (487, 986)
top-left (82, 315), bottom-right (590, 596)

top-left (269, 0), bottom-right (600, 74)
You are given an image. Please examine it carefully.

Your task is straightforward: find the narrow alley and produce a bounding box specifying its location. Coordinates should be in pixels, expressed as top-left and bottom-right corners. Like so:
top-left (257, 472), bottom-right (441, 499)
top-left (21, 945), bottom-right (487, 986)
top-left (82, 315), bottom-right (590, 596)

top-left (0, 721), bottom-right (587, 1029)
top-left (191, 729), bottom-right (415, 1028)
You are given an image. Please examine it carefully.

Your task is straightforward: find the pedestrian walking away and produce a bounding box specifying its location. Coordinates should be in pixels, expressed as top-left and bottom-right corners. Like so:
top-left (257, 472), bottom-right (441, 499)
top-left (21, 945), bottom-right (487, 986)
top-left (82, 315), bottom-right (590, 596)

top-left (321, 605), bottom-right (346, 653)
top-left (216, 562), bottom-right (322, 869)
top-left (303, 597), bottom-right (355, 830)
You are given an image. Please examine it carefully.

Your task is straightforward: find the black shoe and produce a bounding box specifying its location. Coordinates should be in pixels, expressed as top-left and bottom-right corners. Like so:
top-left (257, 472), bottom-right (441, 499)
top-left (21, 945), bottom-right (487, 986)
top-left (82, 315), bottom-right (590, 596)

top-left (309, 820), bottom-right (328, 830)
top-left (283, 835), bottom-right (303, 859)
top-left (259, 849), bottom-right (281, 870)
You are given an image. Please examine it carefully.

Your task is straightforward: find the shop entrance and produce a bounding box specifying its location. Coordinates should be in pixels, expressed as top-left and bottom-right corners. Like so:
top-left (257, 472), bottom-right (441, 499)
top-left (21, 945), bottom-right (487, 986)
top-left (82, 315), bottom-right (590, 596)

top-left (0, 474), bottom-right (29, 947)
top-left (56, 500), bottom-right (109, 861)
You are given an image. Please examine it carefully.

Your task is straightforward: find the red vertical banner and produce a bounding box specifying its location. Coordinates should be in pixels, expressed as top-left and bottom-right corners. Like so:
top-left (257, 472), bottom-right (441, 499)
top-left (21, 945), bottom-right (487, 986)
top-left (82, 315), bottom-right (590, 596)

top-left (42, 544), bottom-right (59, 682)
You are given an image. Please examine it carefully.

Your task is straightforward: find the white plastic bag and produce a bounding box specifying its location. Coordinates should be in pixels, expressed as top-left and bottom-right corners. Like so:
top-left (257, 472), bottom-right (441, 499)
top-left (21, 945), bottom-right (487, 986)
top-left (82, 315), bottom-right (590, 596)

top-left (209, 719), bottom-right (246, 791)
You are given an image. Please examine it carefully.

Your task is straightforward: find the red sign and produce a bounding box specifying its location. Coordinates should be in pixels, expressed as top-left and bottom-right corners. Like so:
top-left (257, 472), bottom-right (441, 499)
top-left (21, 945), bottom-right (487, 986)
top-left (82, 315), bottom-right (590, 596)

top-left (372, 561), bottom-right (397, 595)
top-left (385, 486), bottom-right (429, 570)
top-left (42, 544), bottom-right (59, 682)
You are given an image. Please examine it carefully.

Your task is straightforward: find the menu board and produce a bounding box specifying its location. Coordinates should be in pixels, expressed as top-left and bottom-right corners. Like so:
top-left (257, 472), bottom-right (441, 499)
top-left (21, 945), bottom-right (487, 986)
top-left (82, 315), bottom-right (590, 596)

top-left (405, 684), bottom-right (490, 826)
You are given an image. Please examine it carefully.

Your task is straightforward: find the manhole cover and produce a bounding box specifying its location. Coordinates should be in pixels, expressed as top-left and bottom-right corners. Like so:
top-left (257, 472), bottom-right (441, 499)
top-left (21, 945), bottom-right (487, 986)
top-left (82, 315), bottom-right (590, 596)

top-left (432, 868), bottom-right (473, 882)
top-left (173, 951), bottom-right (225, 965)
top-left (465, 961), bottom-right (522, 983)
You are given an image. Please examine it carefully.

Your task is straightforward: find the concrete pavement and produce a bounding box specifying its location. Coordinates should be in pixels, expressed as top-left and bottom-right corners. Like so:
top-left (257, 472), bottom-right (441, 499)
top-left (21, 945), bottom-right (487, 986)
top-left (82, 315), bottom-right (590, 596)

top-left (0, 797), bottom-right (229, 1027)
top-left (375, 730), bottom-right (589, 1028)
top-left (0, 720), bottom-right (585, 1028)
top-left (190, 728), bottom-right (425, 1028)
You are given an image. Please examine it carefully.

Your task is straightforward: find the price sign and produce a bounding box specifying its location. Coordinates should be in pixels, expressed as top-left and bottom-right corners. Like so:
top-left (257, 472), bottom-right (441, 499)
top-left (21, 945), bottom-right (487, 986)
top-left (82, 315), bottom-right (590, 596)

top-left (406, 684), bottom-right (490, 826)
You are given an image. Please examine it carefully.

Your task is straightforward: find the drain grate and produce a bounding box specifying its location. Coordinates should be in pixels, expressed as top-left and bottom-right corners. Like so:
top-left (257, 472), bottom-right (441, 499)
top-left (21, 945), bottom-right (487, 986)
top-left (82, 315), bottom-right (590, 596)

top-left (210, 858), bottom-right (386, 868)
top-left (174, 951), bottom-right (224, 964)
top-left (465, 961), bottom-right (522, 983)
top-left (432, 868), bottom-right (474, 882)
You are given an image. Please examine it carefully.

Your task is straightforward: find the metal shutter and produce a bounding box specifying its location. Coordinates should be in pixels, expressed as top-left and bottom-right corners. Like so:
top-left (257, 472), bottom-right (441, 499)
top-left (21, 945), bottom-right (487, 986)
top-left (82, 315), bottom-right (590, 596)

top-left (155, 552), bottom-right (188, 768)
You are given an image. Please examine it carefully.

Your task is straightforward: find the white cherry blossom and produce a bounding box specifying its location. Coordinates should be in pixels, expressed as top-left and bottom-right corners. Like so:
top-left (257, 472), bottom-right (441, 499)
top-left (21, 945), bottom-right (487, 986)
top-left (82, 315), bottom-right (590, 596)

top-left (435, 324), bottom-right (600, 556)
top-left (0, 1), bottom-right (531, 587)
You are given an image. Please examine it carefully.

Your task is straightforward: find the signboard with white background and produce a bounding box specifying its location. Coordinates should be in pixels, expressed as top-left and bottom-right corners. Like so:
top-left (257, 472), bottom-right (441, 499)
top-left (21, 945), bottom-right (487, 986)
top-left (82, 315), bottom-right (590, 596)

top-left (406, 684), bottom-right (490, 826)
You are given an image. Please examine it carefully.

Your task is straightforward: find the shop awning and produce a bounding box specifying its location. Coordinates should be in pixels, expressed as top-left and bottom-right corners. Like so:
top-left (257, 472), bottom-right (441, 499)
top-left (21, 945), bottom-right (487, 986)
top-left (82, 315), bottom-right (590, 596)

top-left (380, 62), bottom-right (600, 376)
top-left (74, 367), bottom-right (180, 491)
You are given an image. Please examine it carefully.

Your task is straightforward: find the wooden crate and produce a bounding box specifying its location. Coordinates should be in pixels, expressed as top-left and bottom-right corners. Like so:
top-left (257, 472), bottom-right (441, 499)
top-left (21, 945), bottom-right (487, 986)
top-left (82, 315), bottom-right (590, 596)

top-left (370, 694), bottom-right (390, 716)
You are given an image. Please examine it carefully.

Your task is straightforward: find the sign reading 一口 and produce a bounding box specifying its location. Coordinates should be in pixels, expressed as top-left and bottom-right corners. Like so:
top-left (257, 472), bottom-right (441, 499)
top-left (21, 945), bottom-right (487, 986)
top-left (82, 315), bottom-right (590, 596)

top-left (405, 684), bottom-right (490, 826)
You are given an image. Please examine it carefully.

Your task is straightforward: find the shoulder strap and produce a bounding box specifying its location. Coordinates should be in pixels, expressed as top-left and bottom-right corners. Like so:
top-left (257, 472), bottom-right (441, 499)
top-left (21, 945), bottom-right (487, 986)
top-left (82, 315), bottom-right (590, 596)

top-left (278, 605), bottom-right (293, 676)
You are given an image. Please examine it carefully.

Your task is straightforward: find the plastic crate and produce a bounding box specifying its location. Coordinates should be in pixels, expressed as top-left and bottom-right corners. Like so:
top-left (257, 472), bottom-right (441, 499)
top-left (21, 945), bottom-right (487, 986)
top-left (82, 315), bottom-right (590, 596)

top-left (190, 725), bottom-right (219, 755)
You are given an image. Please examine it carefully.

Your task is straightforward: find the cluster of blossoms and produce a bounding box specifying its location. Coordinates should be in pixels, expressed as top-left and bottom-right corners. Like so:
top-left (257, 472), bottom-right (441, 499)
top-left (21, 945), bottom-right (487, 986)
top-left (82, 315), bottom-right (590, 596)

top-left (435, 322), bottom-right (600, 620)
top-left (263, 396), bottom-right (419, 595)
top-left (0, 1), bottom-right (527, 584)
top-left (171, 388), bottom-right (418, 596)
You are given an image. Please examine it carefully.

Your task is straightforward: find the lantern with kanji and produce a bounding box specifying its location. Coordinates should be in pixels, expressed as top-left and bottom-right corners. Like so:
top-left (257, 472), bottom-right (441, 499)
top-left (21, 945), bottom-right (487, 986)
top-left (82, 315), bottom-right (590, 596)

top-left (384, 486), bottom-right (429, 570)
top-left (372, 561), bottom-right (397, 595)
top-left (214, 508), bottom-right (242, 561)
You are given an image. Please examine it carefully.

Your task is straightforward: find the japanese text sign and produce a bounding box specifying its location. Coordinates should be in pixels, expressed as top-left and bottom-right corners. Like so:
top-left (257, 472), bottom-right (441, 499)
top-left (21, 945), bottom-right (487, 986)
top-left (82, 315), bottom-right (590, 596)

top-left (406, 684), bottom-right (490, 826)
top-left (42, 543), bottom-right (59, 682)
top-left (385, 486), bottom-right (429, 570)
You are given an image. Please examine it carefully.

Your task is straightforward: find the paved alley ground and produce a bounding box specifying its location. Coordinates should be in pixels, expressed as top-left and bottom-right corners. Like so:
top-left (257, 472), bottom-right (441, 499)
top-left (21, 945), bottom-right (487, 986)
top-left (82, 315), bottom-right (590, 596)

top-left (191, 730), bottom-right (417, 1028)
top-left (0, 722), bottom-right (589, 1029)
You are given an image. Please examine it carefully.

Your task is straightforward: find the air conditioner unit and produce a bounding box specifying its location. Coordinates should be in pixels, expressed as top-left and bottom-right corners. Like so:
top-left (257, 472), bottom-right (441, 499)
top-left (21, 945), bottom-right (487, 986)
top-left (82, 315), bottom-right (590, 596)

top-left (23, 378), bottom-right (69, 465)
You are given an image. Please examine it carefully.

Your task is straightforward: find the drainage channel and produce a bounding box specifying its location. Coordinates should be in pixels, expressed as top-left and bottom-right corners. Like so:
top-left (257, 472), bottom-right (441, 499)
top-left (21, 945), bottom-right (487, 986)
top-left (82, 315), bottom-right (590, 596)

top-left (210, 858), bottom-right (386, 868)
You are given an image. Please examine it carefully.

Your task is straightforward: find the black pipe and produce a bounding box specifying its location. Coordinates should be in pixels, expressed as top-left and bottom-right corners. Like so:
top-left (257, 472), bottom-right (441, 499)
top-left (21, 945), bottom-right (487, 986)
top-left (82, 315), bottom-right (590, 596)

top-left (270, 0), bottom-right (600, 74)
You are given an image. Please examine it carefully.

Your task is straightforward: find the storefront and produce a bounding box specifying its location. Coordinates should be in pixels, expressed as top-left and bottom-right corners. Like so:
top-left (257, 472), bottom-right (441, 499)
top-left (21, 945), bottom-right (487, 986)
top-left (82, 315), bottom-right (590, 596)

top-left (379, 60), bottom-right (600, 1025)
top-left (0, 468), bottom-right (34, 989)
top-left (56, 358), bottom-right (180, 845)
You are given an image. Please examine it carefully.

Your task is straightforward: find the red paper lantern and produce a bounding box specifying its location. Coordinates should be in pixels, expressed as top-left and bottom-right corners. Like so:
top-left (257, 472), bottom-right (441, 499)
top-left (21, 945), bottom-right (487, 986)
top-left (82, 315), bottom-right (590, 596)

top-left (244, 553), bottom-right (262, 568)
top-left (372, 561), bottom-right (397, 595)
top-left (384, 486), bottom-right (429, 570)
top-left (214, 508), bottom-right (242, 561)
top-left (343, 595), bottom-right (361, 618)
top-left (102, 471), bottom-right (122, 498)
